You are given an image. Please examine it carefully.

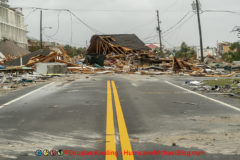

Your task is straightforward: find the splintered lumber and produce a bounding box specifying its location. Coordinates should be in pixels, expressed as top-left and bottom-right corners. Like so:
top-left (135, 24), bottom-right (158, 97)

top-left (175, 57), bottom-right (184, 69)
top-left (181, 61), bottom-right (201, 71)
top-left (98, 36), bottom-right (129, 55)
top-left (56, 59), bottom-right (80, 67)
top-left (42, 54), bottom-right (57, 63)
top-left (172, 57), bottom-right (184, 72)
top-left (26, 52), bottom-right (57, 67)
top-left (25, 48), bottom-right (78, 67)
top-left (81, 70), bottom-right (96, 74)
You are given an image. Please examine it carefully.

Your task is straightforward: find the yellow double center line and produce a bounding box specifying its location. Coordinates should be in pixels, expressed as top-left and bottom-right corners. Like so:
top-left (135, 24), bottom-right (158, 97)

top-left (106, 80), bottom-right (134, 160)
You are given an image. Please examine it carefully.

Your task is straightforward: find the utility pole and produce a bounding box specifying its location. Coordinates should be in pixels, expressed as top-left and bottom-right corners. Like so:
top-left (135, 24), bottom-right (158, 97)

top-left (40, 10), bottom-right (43, 49)
top-left (156, 10), bottom-right (163, 53)
top-left (195, 0), bottom-right (204, 62)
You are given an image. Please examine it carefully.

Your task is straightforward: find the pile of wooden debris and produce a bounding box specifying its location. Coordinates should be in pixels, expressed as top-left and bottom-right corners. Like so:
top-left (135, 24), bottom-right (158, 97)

top-left (4, 46), bottom-right (79, 68)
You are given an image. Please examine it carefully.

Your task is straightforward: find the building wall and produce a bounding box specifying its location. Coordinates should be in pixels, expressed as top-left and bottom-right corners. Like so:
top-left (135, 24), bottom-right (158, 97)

top-left (223, 45), bottom-right (230, 53)
top-left (217, 42), bottom-right (231, 55)
top-left (0, 4), bottom-right (28, 49)
top-left (196, 47), bottom-right (217, 59)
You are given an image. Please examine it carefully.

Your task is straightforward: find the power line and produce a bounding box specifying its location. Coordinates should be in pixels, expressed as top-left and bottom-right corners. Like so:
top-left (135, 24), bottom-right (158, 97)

top-left (203, 10), bottom-right (240, 15)
top-left (43, 32), bottom-right (82, 46)
top-left (24, 8), bottom-right (37, 20)
top-left (162, 37), bottom-right (173, 47)
top-left (162, 11), bottom-right (192, 35)
top-left (68, 10), bottom-right (103, 34)
top-left (19, 6), bottom-right (104, 34)
top-left (11, 5), bottom-right (240, 14)
top-left (144, 35), bottom-right (158, 42)
top-left (11, 6), bottom-right (155, 12)
top-left (143, 32), bottom-right (158, 41)
top-left (43, 11), bottom-right (73, 45)
top-left (69, 11), bottom-right (73, 45)
top-left (159, 0), bottom-right (178, 16)
top-left (163, 13), bottom-right (195, 37)
top-left (162, 9), bottom-right (240, 38)
top-left (124, 18), bottom-right (155, 33)
top-left (45, 11), bottom-right (61, 37)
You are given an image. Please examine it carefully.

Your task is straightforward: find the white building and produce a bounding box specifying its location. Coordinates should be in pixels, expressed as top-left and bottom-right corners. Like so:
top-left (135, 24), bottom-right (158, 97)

top-left (195, 47), bottom-right (217, 59)
top-left (0, 1), bottom-right (28, 49)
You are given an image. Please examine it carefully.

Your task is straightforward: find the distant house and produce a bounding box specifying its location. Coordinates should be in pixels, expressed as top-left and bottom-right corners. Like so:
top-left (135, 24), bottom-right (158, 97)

top-left (217, 42), bottom-right (231, 55)
top-left (87, 34), bottom-right (149, 55)
top-left (145, 43), bottom-right (160, 50)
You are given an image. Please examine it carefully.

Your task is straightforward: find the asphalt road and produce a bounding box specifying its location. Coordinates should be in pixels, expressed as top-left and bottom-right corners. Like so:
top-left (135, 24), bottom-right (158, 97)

top-left (0, 75), bottom-right (239, 160)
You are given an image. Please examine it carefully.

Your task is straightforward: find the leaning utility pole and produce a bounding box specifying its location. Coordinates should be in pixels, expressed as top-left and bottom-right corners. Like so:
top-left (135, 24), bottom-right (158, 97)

top-left (156, 10), bottom-right (163, 53)
top-left (40, 10), bottom-right (43, 49)
top-left (195, 0), bottom-right (204, 62)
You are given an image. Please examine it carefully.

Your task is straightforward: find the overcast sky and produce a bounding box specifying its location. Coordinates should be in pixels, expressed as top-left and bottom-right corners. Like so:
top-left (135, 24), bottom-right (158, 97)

top-left (9, 0), bottom-right (240, 48)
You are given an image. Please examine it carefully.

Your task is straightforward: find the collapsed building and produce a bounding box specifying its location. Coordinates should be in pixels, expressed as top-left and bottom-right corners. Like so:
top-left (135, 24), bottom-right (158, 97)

top-left (86, 34), bottom-right (151, 66)
top-left (0, 40), bottom-right (30, 62)
top-left (86, 34), bottom-right (172, 65)
top-left (4, 47), bottom-right (77, 67)
top-left (87, 34), bottom-right (149, 55)
top-left (83, 34), bottom-right (174, 73)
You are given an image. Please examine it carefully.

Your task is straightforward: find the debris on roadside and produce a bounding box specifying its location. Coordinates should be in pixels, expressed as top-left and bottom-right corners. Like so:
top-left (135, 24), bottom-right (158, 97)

top-left (64, 35), bottom-right (238, 77)
top-left (0, 34), bottom-right (239, 94)
top-left (185, 79), bottom-right (240, 98)
top-left (4, 45), bottom-right (78, 68)
top-left (2, 34), bottom-right (237, 78)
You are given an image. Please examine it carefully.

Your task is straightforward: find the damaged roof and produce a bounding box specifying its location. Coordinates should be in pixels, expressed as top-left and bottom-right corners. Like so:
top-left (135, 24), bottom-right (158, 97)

top-left (101, 34), bottom-right (149, 51)
top-left (4, 49), bottom-right (53, 66)
top-left (87, 34), bottom-right (149, 54)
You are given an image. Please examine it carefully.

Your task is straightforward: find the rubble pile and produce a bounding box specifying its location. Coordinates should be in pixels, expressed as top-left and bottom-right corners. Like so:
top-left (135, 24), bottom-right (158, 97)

top-left (4, 46), bottom-right (79, 68)
top-left (69, 34), bottom-right (173, 74)
top-left (0, 40), bottom-right (30, 64)
top-left (173, 56), bottom-right (239, 77)
top-left (74, 53), bottom-right (239, 77)
top-left (103, 52), bottom-right (173, 74)
top-left (0, 72), bottom-right (56, 95)
top-left (67, 34), bottom-right (238, 77)
top-left (0, 54), bottom-right (17, 65)
top-left (1, 34), bottom-right (240, 78)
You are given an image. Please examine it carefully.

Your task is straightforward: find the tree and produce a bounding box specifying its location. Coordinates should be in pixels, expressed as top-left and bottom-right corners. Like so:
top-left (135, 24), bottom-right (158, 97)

top-left (222, 42), bottom-right (240, 62)
top-left (1, 0), bottom-right (8, 3)
top-left (64, 45), bottom-right (87, 57)
top-left (175, 42), bottom-right (196, 59)
top-left (230, 42), bottom-right (240, 53)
